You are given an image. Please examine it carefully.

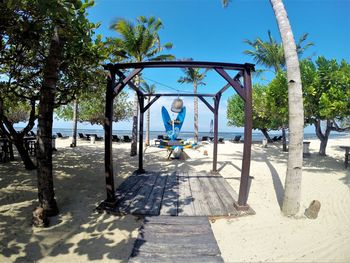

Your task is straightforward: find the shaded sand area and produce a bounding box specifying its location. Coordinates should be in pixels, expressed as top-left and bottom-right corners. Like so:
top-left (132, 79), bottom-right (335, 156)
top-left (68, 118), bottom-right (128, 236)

top-left (0, 135), bottom-right (349, 262)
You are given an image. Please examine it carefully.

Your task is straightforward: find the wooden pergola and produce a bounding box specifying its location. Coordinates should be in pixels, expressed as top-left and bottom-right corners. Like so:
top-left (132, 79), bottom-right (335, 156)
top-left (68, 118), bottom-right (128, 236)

top-left (101, 61), bottom-right (254, 211)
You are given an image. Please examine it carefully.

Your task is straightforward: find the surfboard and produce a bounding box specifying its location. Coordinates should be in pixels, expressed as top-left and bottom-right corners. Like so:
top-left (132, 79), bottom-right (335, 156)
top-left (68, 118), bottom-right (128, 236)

top-left (162, 106), bottom-right (186, 140)
top-left (161, 106), bottom-right (172, 133)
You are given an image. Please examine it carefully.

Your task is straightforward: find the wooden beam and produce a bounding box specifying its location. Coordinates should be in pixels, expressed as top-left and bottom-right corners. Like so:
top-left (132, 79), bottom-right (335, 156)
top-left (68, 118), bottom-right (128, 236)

top-left (198, 95), bottom-right (214, 113)
top-left (214, 68), bottom-right (246, 100)
top-left (143, 95), bottom-right (161, 113)
top-left (113, 68), bottom-right (143, 95)
top-left (237, 68), bottom-right (253, 209)
top-left (105, 61), bottom-right (255, 71)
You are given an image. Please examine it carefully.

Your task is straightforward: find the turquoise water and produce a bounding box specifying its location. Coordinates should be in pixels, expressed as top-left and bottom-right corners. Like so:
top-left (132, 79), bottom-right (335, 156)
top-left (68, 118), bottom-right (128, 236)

top-left (45, 128), bottom-right (349, 141)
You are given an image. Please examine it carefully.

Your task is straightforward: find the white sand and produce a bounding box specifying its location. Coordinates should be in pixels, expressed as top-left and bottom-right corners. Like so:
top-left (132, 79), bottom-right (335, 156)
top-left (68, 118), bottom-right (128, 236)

top-left (0, 135), bottom-right (349, 262)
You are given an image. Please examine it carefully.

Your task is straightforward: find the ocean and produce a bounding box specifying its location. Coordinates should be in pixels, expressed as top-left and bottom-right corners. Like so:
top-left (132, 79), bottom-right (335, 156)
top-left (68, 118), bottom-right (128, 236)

top-left (41, 128), bottom-right (349, 141)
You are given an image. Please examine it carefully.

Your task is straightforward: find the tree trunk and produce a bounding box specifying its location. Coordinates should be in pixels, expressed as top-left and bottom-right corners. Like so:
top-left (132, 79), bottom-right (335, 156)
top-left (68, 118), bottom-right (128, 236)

top-left (270, 0), bottom-right (304, 216)
top-left (145, 96), bottom-right (151, 146)
top-left (13, 139), bottom-right (36, 170)
top-left (194, 82), bottom-right (198, 143)
top-left (260, 128), bottom-right (273, 142)
top-left (70, 99), bottom-right (78, 147)
top-left (36, 27), bottom-right (64, 217)
top-left (282, 126), bottom-right (287, 152)
top-left (130, 76), bottom-right (140, 156)
top-left (0, 98), bottom-right (36, 169)
top-left (314, 119), bottom-right (331, 156)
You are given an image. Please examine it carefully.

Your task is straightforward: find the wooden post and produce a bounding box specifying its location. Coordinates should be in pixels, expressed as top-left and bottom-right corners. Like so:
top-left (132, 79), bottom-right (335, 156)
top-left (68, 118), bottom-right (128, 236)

top-left (237, 68), bottom-right (253, 209)
top-left (138, 94), bottom-right (145, 174)
top-left (212, 94), bottom-right (221, 173)
top-left (104, 71), bottom-right (116, 203)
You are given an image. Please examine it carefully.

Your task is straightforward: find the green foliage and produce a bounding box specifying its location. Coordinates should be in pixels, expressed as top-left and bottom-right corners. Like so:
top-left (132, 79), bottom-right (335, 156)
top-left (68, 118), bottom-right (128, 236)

top-left (0, 0), bottom-right (101, 117)
top-left (266, 71), bottom-right (288, 128)
top-left (178, 68), bottom-right (207, 88)
top-left (244, 31), bottom-right (313, 73)
top-left (108, 16), bottom-right (175, 63)
top-left (227, 84), bottom-right (278, 130)
top-left (56, 71), bottom-right (133, 125)
top-left (302, 57), bottom-right (350, 124)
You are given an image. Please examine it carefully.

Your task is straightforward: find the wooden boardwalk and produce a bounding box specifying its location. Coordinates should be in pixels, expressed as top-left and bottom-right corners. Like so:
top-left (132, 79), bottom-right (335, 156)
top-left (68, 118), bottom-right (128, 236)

top-left (104, 171), bottom-right (254, 217)
top-left (128, 216), bottom-right (224, 263)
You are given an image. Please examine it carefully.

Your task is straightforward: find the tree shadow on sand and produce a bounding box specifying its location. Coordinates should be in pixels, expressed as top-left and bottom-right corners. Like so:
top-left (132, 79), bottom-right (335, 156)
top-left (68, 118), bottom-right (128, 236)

top-left (0, 144), bottom-right (144, 262)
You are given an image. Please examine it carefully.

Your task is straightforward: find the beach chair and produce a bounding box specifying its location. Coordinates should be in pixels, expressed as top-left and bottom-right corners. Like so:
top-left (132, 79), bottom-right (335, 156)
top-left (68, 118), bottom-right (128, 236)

top-left (201, 136), bottom-right (209, 142)
top-left (122, 135), bottom-right (132, 142)
top-left (90, 134), bottom-right (103, 141)
top-left (155, 135), bottom-right (165, 146)
top-left (230, 135), bottom-right (241, 143)
top-left (112, 135), bottom-right (120, 142)
top-left (56, 132), bottom-right (69, 139)
top-left (78, 133), bottom-right (89, 140)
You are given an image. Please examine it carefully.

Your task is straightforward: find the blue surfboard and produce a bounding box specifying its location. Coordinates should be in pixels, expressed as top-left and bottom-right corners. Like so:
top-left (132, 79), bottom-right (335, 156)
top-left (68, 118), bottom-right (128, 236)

top-left (161, 106), bottom-right (172, 133)
top-left (161, 106), bottom-right (186, 140)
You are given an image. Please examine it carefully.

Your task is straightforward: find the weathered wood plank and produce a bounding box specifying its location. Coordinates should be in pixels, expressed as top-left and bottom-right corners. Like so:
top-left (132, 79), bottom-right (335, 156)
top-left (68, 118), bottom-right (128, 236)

top-left (187, 172), bottom-right (211, 216)
top-left (209, 176), bottom-right (239, 216)
top-left (128, 216), bottom-right (223, 263)
top-left (136, 173), bottom-right (167, 215)
top-left (216, 176), bottom-right (239, 200)
top-left (159, 172), bottom-right (178, 216)
top-left (115, 173), bottom-right (145, 201)
top-left (128, 172), bottom-right (159, 214)
top-left (144, 215), bottom-right (208, 225)
top-left (177, 172), bottom-right (195, 216)
top-left (197, 173), bottom-right (228, 216)
top-left (129, 255), bottom-right (224, 263)
top-left (117, 174), bottom-right (151, 213)
top-left (132, 238), bottom-right (220, 256)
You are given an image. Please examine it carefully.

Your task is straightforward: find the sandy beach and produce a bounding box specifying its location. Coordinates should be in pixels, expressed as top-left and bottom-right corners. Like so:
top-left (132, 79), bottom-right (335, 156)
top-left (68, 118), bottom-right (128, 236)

top-left (0, 134), bottom-right (349, 262)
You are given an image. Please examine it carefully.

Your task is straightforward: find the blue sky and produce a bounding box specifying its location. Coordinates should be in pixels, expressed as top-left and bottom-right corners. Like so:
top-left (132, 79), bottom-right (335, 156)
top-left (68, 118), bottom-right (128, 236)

top-left (52, 0), bottom-right (350, 133)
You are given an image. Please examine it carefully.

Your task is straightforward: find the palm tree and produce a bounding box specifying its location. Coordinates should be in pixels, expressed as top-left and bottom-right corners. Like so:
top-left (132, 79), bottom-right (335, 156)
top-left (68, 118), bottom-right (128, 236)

top-left (140, 81), bottom-right (156, 146)
top-left (178, 68), bottom-right (207, 143)
top-left (223, 0), bottom-right (305, 216)
top-left (109, 16), bottom-right (174, 156)
top-left (244, 31), bottom-right (313, 151)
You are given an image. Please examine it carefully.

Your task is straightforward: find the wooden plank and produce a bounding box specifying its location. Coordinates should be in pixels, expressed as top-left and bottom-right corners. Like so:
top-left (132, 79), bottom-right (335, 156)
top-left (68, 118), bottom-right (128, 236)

top-left (117, 174), bottom-right (150, 213)
top-left (128, 172), bottom-right (159, 214)
top-left (197, 173), bottom-right (228, 216)
top-left (136, 173), bottom-right (167, 215)
top-left (129, 255), bottom-right (224, 263)
top-left (188, 172), bottom-right (211, 216)
top-left (209, 176), bottom-right (239, 216)
top-left (132, 239), bottom-right (220, 256)
top-left (160, 172), bottom-right (178, 216)
top-left (216, 176), bottom-right (239, 200)
top-left (144, 216), bottom-right (208, 225)
top-left (129, 216), bottom-right (223, 263)
top-left (115, 173), bottom-right (144, 201)
top-left (177, 172), bottom-right (195, 216)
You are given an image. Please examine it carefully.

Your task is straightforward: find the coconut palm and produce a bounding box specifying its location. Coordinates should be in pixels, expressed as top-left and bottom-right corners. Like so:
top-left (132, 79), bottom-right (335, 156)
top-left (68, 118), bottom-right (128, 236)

top-left (223, 0), bottom-right (305, 216)
top-left (109, 16), bottom-right (174, 156)
top-left (243, 30), bottom-right (313, 152)
top-left (140, 81), bottom-right (156, 146)
top-left (178, 68), bottom-right (207, 143)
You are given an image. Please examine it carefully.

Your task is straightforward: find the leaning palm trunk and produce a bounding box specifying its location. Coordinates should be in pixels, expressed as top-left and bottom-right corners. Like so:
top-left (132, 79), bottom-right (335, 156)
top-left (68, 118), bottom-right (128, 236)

top-left (270, 0), bottom-right (304, 216)
top-left (70, 99), bottom-right (78, 147)
top-left (130, 76), bottom-right (140, 156)
top-left (145, 96), bottom-right (151, 146)
top-left (193, 82), bottom-right (199, 143)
